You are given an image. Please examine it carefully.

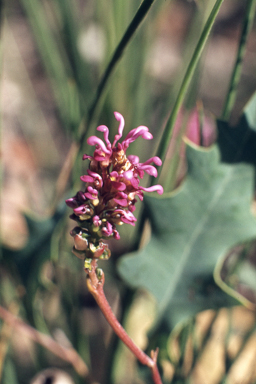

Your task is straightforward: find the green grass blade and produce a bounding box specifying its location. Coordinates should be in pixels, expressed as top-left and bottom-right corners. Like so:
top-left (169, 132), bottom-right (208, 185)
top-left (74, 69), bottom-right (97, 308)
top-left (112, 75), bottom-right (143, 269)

top-left (86, 0), bottom-right (157, 131)
top-left (156, 0), bottom-right (225, 189)
top-left (20, 0), bottom-right (81, 131)
top-left (54, 0), bottom-right (92, 105)
top-left (222, 0), bottom-right (256, 121)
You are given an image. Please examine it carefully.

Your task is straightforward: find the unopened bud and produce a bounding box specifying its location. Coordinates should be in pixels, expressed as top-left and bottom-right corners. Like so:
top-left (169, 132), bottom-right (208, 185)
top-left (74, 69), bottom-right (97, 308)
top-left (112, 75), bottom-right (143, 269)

top-left (71, 227), bottom-right (89, 251)
top-left (84, 258), bottom-right (92, 271)
top-left (96, 268), bottom-right (103, 281)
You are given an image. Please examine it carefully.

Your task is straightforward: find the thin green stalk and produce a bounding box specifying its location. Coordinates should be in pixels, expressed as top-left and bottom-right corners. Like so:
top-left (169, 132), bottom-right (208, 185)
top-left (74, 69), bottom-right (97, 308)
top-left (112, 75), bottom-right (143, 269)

top-left (84, 0), bottom-right (157, 137)
top-left (222, 0), bottom-right (256, 121)
top-left (156, 0), bottom-right (225, 190)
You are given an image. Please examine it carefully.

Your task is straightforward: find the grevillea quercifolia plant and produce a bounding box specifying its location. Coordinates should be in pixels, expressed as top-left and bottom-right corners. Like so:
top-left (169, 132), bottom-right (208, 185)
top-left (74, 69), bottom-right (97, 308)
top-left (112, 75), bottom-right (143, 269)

top-left (66, 112), bottom-right (164, 384)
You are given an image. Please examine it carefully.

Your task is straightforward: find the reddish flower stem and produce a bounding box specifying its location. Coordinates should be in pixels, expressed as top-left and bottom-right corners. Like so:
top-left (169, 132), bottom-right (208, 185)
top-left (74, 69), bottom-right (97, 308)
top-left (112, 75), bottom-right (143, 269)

top-left (87, 266), bottom-right (163, 384)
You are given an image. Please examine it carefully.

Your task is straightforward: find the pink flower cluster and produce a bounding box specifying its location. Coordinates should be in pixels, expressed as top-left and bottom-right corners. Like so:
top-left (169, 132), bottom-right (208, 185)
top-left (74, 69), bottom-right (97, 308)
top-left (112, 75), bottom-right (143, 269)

top-left (66, 112), bottom-right (163, 258)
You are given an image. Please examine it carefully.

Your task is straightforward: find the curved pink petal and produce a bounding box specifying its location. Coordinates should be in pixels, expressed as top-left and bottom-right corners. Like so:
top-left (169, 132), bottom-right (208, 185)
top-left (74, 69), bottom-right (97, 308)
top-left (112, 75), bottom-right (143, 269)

top-left (87, 136), bottom-right (112, 154)
top-left (88, 186), bottom-right (98, 195)
top-left (143, 156), bottom-right (162, 166)
top-left (113, 228), bottom-right (120, 240)
top-left (127, 155), bottom-right (139, 164)
top-left (65, 198), bottom-right (79, 208)
top-left (139, 185), bottom-right (164, 195)
top-left (94, 153), bottom-right (109, 161)
top-left (138, 164), bottom-right (158, 177)
top-left (122, 126), bottom-right (153, 149)
top-left (115, 209), bottom-right (137, 225)
top-left (87, 170), bottom-right (103, 187)
top-left (97, 125), bottom-right (111, 148)
top-left (80, 175), bottom-right (94, 183)
top-left (73, 204), bottom-right (89, 215)
top-left (83, 154), bottom-right (93, 161)
top-left (112, 112), bottom-right (125, 147)
top-left (114, 198), bottom-right (128, 206)
top-left (93, 215), bottom-right (101, 227)
top-left (128, 204), bottom-right (136, 212)
top-left (84, 186), bottom-right (98, 199)
top-left (130, 177), bottom-right (139, 188)
top-left (136, 191), bottom-right (144, 201)
top-left (102, 222), bottom-right (113, 237)
top-left (110, 171), bottom-right (119, 178)
top-left (111, 181), bottom-right (126, 191)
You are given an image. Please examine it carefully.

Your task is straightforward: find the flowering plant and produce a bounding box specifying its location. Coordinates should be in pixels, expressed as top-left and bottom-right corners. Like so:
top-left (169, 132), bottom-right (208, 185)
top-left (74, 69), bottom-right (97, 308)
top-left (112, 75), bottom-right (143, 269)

top-left (2, 1), bottom-right (256, 384)
top-left (66, 112), bottom-right (164, 383)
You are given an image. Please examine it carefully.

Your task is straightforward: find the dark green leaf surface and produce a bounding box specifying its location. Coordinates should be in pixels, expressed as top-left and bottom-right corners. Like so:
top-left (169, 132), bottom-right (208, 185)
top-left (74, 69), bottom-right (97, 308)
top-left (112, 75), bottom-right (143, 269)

top-left (118, 142), bottom-right (256, 330)
top-left (2, 204), bottom-right (66, 295)
top-left (217, 92), bottom-right (256, 164)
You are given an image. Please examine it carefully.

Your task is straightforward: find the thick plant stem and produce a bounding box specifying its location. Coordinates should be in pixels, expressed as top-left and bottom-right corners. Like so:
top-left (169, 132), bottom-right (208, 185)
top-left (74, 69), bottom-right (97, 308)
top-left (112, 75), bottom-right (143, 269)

top-left (87, 268), bottom-right (163, 384)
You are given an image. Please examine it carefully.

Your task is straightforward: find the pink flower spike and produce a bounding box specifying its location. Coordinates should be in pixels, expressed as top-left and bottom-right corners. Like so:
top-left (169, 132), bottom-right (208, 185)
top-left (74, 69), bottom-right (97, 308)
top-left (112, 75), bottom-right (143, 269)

top-left (112, 112), bottom-right (125, 147)
top-left (139, 185), bottom-right (164, 195)
top-left (97, 125), bottom-right (111, 148)
top-left (87, 136), bottom-right (112, 154)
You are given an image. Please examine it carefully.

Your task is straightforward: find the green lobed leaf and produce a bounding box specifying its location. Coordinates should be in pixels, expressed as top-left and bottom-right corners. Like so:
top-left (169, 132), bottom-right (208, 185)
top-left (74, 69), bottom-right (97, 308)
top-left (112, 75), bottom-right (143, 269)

top-left (118, 142), bottom-right (256, 330)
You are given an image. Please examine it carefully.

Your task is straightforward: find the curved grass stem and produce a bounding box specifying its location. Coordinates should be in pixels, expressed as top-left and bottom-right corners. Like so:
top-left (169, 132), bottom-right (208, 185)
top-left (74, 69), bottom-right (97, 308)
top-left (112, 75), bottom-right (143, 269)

top-left (82, 0), bottom-right (157, 143)
top-left (222, 0), bottom-right (256, 121)
top-left (156, 0), bottom-right (225, 190)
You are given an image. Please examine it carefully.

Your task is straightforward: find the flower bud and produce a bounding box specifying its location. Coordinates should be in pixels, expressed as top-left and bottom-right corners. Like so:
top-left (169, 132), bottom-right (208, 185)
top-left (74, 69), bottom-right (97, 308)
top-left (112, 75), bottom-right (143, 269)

top-left (70, 227), bottom-right (89, 251)
top-left (84, 258), bottom-right (92, 271)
